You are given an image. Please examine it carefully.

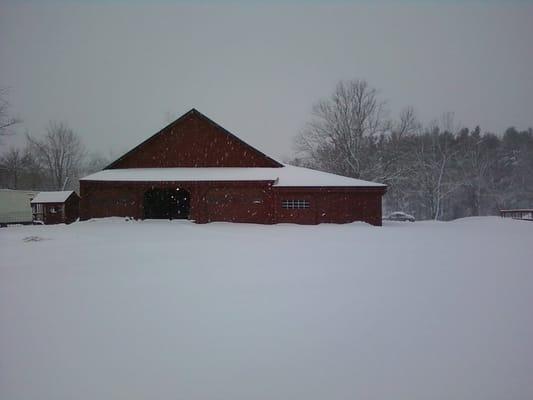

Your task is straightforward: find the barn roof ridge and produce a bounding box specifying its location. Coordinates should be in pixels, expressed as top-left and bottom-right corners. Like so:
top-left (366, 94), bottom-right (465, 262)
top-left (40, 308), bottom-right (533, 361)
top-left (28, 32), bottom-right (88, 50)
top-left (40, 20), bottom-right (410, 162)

top-left (105, 108), bottom-right (282, 170)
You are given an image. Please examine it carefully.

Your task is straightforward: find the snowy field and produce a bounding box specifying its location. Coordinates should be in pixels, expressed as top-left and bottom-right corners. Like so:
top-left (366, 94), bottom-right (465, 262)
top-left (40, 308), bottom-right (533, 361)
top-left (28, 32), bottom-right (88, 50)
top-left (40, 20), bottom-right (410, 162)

top-left (1, 217), bottom-right (533, 400)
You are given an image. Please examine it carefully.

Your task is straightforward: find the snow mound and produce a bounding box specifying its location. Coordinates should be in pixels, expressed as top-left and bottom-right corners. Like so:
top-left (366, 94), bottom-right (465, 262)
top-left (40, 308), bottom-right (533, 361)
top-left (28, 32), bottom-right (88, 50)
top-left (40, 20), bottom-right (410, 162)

top-left (1, 217), bottom-right (532, 400)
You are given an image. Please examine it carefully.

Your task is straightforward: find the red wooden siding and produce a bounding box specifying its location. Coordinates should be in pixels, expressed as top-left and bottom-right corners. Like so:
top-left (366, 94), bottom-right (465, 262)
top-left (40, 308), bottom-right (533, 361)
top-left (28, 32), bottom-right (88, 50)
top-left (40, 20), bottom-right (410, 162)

top-left (107, 109), bottom-right (282, 169)
top-left (80, 181), bottom-right (384, 226)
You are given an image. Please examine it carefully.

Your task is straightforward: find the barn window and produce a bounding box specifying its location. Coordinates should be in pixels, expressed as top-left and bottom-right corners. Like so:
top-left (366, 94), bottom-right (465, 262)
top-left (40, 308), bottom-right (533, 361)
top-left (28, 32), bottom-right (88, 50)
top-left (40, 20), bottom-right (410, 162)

top-left (282, 200), bottom-right (310, 209)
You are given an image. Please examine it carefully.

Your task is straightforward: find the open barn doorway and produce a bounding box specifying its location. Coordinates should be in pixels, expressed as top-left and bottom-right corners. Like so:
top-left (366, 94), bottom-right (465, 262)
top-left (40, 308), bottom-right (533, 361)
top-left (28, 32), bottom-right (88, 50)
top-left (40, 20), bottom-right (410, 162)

top-left (143, 188), bottom-right (190, 220)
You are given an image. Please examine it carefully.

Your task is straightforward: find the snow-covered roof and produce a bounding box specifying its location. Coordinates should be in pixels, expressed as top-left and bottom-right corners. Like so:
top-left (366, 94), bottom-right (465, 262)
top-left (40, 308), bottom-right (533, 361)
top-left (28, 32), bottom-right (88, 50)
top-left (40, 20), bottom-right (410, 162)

top-left (30, 191), bottom-right (75, 204)
top-left (275, 165), bottom-right (385, 187)
top-left (81, 165), bottom-right (385, 188)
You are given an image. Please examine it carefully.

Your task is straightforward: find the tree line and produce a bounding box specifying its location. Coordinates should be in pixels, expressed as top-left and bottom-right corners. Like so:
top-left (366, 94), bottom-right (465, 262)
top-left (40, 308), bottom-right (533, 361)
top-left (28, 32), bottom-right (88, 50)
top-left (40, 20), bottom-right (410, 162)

top-left (0, 123), bottom-right (110, 192)
top-left (0, 90), bottom-right (108, 191)
top-left (292, 80), bottom-right (533, 220)
top-left (2, 82), bottom-right (532, 220)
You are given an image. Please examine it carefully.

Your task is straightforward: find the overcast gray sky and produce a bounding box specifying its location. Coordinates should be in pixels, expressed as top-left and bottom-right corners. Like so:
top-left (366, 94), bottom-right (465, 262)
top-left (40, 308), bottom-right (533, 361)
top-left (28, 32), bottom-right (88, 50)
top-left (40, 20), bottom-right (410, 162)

top-left (1, 1), bottom-right (532, 161)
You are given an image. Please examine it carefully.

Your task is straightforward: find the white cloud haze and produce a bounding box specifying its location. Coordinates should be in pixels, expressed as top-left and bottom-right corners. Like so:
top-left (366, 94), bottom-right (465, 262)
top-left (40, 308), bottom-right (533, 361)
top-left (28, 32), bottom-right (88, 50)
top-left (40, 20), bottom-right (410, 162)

top-left (1, 2), bottom-right (532, 161)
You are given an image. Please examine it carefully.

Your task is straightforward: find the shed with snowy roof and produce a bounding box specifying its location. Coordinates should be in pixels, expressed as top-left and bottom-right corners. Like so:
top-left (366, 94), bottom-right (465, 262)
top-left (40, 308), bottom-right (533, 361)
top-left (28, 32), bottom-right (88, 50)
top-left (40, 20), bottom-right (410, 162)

top-left (31, 191), bottom-right (80, 225)
top-left (80, 109), bottom-right (386, 225)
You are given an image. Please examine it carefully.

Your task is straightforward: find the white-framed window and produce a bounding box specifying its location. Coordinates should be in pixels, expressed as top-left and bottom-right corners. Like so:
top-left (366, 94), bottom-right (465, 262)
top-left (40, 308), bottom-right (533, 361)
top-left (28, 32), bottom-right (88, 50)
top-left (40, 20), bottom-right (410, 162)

top-left (282, 200), bottom-right (310, 209)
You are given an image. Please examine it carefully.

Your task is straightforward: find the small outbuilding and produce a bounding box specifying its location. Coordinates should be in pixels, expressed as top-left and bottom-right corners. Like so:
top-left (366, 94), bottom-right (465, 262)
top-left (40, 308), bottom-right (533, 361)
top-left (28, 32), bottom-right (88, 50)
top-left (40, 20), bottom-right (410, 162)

top-left (80, 109), bottom-right (387, 225)
top-left (31, 191), bottom-right (80, 225)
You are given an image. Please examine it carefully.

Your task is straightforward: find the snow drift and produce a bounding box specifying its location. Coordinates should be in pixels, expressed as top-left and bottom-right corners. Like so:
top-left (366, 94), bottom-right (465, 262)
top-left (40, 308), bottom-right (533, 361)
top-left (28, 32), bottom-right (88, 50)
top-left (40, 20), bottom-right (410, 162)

top-left (1, 217), bottom-right (532, 400)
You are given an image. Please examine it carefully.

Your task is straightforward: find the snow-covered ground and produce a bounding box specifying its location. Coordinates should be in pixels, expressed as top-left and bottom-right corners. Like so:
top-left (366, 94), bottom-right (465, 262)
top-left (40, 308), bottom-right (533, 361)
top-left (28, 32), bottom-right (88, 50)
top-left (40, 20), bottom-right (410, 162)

top-left (1, 217), bottom-right (532, 400)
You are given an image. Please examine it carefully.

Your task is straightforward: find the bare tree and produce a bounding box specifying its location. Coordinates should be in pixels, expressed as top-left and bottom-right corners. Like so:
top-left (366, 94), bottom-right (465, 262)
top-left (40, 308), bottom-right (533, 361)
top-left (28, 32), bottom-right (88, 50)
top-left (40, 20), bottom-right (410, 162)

top-left (26, 122), bottom-right (85, 190)
top-left (393, 106), bottom-right (421, 139)
top-left (0, 147), bottom-right (25, 188)
top-left (411, 116), bottom-right (462, 220)
top-left (0, 88), bottom-right (21, 139)
top-left (455, 127), bottom-right (497, 216)
top-left (295, 79), bottom-right (390, 179)
top-left (83, 152), bottom-right (110, 175)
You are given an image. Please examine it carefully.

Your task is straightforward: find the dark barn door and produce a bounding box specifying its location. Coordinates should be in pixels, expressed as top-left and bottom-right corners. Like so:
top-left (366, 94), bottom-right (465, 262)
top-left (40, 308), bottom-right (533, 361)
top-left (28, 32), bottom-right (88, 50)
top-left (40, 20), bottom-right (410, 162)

top-left (143, 188), bottom-right (190, 219)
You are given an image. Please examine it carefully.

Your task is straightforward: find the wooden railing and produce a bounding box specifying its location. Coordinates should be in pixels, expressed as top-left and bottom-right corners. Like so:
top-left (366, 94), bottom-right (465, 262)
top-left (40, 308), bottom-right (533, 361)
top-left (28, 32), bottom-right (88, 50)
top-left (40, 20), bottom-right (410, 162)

top-left (500, 209), bottom-right (533, 221)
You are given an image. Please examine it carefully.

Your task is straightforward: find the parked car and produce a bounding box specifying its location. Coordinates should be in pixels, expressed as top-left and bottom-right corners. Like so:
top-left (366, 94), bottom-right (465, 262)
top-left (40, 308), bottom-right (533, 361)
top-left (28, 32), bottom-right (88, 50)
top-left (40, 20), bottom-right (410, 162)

top-left (384, 211), bottom-right (415, 222)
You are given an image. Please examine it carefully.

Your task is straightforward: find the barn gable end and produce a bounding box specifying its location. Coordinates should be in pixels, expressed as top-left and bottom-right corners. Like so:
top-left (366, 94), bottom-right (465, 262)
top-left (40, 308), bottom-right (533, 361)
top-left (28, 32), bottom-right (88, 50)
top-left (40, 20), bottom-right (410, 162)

top-left (106, 109), bottom-right (282, 169)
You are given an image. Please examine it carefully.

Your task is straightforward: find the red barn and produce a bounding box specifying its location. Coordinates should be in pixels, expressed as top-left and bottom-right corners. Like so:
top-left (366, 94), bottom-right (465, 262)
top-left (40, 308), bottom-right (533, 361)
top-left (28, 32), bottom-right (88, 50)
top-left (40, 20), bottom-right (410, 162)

top-left (80, 109), bottom-right (386, 225)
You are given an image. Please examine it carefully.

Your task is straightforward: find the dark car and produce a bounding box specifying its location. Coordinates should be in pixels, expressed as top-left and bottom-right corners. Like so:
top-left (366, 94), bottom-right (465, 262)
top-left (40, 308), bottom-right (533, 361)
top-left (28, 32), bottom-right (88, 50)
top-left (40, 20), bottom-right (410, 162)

top-left (384, 211), bottom-right (415, 222)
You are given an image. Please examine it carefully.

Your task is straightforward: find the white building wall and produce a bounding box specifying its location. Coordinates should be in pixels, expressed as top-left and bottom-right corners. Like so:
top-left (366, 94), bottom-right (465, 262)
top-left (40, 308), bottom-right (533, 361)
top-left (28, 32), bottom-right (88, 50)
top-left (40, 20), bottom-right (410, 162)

top-left (0, 189), bottom-right (38, 224)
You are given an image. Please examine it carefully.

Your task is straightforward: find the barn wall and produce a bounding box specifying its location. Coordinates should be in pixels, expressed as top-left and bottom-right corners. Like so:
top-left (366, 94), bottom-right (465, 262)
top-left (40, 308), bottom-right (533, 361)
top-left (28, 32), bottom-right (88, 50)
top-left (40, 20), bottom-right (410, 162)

top-left (204, 187), bottom-right (274, 223)
top-left (80, 182), bottom-right (143, 220)
top-left (108, 111), bottom-right (281, 169)
top-left (64, 194), bottom-right (80, 224)
top-left (273, 187), bottom-right (384, 226)
top-left (81, 181), bottom-right (385, 226)
top-left (80, 180), bottom-right (276, 224)
top-left (42, 203), bottom-right (64, 225)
